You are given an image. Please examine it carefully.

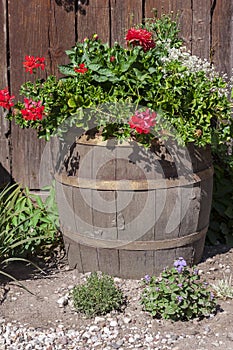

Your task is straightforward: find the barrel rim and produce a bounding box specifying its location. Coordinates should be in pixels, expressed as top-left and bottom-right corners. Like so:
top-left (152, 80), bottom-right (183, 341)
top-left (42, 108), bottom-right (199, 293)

top-left (55, 166), bottom-right (214, 191)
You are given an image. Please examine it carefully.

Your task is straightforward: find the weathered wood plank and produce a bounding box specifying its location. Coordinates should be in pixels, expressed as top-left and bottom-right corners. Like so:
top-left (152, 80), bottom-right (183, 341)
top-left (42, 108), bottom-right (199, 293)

top-left (72, 187), bottom-right (94, 237)
top-left (79, 245), bottom-right (100, 272)
top-left (98, 248), bottom-right (120, 276)
top-left (55, 181), bottom-right (76, 234)
top-left (179, 184), bottom-right (201, 236)
top-left (154, 187), bottom-right (181, 240)
top-left (8, 0), bottom-right (75, 187)
top-left (77, 0), bottom-right (110, 42)
top-left (63, 236), bottom-right (83, 272)
top-left (0, 0), bottom-right (11, 186)
top-left (211, 0), bottom-right (233, 75)
top-left (191, 0), bottom-right (211, 59)
top-left (119, 250), bottom-right (154, 279)
top-left (110, 0), bottom-right (142, 45)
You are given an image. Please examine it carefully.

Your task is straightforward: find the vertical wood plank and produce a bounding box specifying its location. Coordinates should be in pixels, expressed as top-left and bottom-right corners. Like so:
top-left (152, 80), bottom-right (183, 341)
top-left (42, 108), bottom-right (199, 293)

top-left (77, 0), bottom-right (110, 42)
top-left (154, 187), bottom-right (181, 240)
top-left (8, 0), bottom-right (76, 188)
top-left (98, 248), bottom-right (120, 276)
top-left (211, 0), bottom-right (233, 75)
top-left (145, 0), bottom-right (193, 51)
top-left (110, 0), bottom-right (142, 45)
top-left (191, 0), bottom-right (211, 59)
top-left (119, 250), bottom-right (154, 279)
top-left (0, 0), bottom-right (11, 186)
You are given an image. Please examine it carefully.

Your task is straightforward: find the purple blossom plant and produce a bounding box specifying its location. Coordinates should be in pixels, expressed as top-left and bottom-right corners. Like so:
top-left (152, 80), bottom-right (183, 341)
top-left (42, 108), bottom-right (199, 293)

top-left (174, 257), bottom-right (187, 273)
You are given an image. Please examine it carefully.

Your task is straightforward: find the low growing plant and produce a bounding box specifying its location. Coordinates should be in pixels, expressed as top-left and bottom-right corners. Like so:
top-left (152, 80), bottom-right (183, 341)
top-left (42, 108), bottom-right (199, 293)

top-left (212, 275), bottom-right (233, 300)
top-left (72, 272), bottom-right (125, 317)
top-left (0, 183), bottom-right (61, 261)
top-left (141, 257), bottom-right (217, 321)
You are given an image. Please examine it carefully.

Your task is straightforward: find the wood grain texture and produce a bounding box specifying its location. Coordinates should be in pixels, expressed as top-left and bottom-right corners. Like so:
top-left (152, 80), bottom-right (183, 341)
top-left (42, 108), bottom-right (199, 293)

top-left (110, 0), bottom-right (142, 45)
top-left (0, 0), bottom-right (11, 185)
top-left (77, 0), bottom-right (110, 42)
top-left (57, 140), bottom-right (213, 278)
top-left (191, 0), bottom-right (211, 59)
top-left (211, 0), bottom-right (233, 75)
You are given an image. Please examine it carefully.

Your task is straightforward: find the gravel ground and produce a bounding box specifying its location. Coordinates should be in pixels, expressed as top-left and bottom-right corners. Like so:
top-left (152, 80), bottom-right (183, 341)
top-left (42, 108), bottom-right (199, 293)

top-left (0, 244), bottom-right (233, 350)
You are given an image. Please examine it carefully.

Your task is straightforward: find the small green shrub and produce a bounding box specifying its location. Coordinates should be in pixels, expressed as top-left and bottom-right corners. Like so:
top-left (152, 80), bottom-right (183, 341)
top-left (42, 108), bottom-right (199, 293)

top-left (72, 272), bottom-right (125, 317)
top-left (212, 275), bottom-right (233, 300)
top-left (0, 183), bottom-right (61, 261)
top-left (141, 257), bottom-right (217, 321)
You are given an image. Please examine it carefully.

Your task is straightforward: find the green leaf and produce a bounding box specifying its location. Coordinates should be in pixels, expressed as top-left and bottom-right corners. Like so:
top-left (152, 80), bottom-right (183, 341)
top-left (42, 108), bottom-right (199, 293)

top-left (68, 98), bottom-right (77, 108)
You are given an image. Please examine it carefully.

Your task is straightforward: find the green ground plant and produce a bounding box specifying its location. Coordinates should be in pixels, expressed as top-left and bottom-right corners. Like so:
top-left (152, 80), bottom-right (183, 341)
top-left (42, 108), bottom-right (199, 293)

top-left (212, 275), bottom-right (233, 300)
top-left (141, 257), bottom-right (217, 321)
top-left (72, 272), bottom-right (125, 317)
top-left (0, 182), bottom-right (60, 262)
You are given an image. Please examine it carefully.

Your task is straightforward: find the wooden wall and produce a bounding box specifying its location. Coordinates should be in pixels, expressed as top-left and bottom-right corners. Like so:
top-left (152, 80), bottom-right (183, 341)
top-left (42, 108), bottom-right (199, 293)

top-left (0, 0), bottom-right (232, 188)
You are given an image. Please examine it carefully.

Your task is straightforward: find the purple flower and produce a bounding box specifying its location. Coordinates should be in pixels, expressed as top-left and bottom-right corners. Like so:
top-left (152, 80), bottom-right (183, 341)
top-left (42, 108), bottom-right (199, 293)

top-left (155, 287), bottom-right (160, 292)
top-left (193, 269), bottom-right (199, 275)
top-left (177, 296), bottom-right (183, 303)
top-left (177, 283), bottom-right (183, 288)
top-left (176, 266), bottom-right (184, 273)
top-left (144, 274), bottom-right (151, 283)
top-left (174, 257), bottom-right (187, 273)
top-left (210, 292), bottom-right (214, 301)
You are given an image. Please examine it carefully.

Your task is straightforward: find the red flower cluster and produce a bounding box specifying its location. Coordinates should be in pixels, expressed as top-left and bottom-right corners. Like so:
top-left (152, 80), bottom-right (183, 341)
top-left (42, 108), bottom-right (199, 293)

top-left (21, 98), bottom-right (44, 121)
top-left (129, 109), bottom-right (156, 134)
top-left (0, 88), bottom-right (15, 110)
top-left (23, 56), bottom-right (45, 74)
top-left (74, 63), bottom-right (88, 74)
top-left (125, 28), bottom-right (155, 52)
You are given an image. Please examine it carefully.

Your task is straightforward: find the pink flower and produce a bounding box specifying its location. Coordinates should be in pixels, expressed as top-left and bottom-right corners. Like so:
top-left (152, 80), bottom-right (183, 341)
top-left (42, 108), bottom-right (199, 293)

top-left (125, 28), bottom-right (155, 52)
top-left (74, 63), bottom-right (88, 74)
top-left (23, 56), bottom-right (45, 74)
top-left (129, 109), bottom-right (156, 134)
top-left (0, 88), bottom-right (15, 110)
top-left (21, 98), bottom-right (44, 121)
top-left (110, 56), bottom-right (116, 62)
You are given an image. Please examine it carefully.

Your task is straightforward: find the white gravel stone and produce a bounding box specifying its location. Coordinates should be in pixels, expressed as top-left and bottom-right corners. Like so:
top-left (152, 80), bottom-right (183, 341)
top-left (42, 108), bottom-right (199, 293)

top-left (56, 296), bottom-right (68, 307)
top-left (123, 317), bottom-right (132, 324)
top-left (94, 316), bottom-right (106, 324)
top-left (110, 320), bottom-right (118, 327)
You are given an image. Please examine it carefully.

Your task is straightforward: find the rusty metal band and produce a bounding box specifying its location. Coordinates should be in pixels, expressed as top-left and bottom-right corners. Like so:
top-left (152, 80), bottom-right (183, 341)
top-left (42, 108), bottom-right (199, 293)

top-left (63, 226), bottom-right (207, 251)
top-left (55, 166), bottom-right (213, 191)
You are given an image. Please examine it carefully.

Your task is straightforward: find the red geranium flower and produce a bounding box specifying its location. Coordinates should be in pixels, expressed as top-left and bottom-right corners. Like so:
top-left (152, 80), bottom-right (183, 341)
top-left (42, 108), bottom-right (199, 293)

top-left (21, 98), bottom-right (44, 121)
top-left (125, 28), bottom-right (155, 52)
top-left (110, 56), bottom-right (116, 62)
top-left (129, 109), bottom-right (156, 134)
top-left (74, 63), bottom-right (88, 74)
top-left (23, 56), bottom-right (45, 74)
top-left (0, 88), bottom-right (15, 110)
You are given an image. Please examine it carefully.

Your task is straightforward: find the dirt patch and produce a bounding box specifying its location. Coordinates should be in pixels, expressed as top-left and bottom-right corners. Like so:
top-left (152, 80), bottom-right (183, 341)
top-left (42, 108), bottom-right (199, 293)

top-left (0, 245), bottom-right (233, 349)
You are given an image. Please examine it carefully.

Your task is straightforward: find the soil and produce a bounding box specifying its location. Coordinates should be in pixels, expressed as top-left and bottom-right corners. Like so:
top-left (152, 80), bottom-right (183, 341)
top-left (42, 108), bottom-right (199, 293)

top-left (1, 244), bottom-right (233, 349)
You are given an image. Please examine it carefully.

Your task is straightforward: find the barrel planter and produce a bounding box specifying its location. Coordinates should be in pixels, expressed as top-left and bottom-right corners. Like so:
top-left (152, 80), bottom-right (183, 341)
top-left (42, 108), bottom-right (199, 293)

top-left (55, 134), bottom-right (213, 279)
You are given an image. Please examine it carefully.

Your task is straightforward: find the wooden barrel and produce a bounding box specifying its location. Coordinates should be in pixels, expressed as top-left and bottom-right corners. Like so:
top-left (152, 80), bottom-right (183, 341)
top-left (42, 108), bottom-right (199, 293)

top-left (55, 135), bottom-right (213, 279)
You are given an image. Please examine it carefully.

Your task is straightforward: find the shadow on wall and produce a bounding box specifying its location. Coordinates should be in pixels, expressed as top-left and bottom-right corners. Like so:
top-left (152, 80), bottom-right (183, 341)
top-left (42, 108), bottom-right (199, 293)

top-left (55, 0), bottom-right (89, 14)
top-left (0, 163), bottom-right (12, 188)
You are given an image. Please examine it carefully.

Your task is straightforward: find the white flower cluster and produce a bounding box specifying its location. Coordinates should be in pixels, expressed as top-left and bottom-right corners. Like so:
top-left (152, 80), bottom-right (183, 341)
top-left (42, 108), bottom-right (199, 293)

top-left (161, 46), bottom-right (216, 76)
top-left (160, 46), bottom-right (231, 98)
